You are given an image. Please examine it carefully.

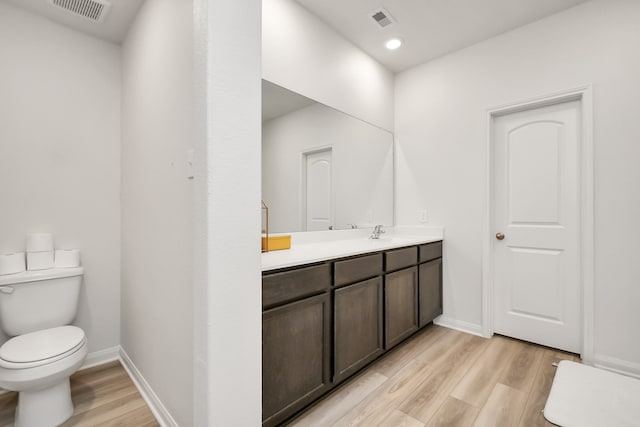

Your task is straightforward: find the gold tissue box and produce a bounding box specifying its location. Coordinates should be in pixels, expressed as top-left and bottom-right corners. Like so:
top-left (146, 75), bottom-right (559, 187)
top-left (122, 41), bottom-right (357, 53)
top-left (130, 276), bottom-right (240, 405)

top-left (262, 235), bottom-right (291, 252)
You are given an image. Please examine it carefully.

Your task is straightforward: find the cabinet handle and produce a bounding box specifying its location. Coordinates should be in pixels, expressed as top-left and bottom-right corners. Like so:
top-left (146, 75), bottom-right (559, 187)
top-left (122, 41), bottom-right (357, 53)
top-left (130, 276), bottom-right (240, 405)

top-left (495, 232), bottom-right (505, 240)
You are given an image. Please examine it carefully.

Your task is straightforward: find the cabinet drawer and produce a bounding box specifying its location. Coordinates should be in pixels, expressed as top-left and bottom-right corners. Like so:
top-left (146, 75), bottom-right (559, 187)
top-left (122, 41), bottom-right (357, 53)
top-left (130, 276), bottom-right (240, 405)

top-left (385, 246), bottom-right (418, 272)
top-left (419, 241), bottom-right (442, 263)
top-left (334, 253), bottom-right (383, 287)
top-left (262, 263), bottom-right (331, 309)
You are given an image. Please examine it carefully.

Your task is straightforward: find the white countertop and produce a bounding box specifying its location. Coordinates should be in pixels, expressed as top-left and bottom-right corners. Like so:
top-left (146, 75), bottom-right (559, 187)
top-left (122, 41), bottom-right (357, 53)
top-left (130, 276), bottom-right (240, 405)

top-left (262, 227), bottom-right (443, 272)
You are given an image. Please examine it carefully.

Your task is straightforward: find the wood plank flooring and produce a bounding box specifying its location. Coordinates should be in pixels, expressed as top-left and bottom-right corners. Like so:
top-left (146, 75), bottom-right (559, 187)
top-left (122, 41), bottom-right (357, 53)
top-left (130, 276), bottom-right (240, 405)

top-left (289, 325), bottom-right (579, 427)
top-left (0, 361), bottom-right (158, 427)
top-left (0, 326), bottom-right (577, 427)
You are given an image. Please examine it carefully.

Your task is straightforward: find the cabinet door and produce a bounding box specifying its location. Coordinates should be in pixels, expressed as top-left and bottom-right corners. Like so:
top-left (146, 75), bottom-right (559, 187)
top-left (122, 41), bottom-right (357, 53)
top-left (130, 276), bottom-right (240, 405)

top-left (262, 293), bottom-right (331, 426)
top-left (334, 276), bottom-right (383, 383)
top-left (419, 258), bottom-right (443, 327)
top-left (385, 266), bottom-right (419, 349)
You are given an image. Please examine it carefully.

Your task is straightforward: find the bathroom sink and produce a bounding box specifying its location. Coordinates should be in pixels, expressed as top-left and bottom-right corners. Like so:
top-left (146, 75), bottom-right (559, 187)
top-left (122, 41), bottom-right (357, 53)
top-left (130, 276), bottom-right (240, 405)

top-left (370, 236), bottom-right (412, 242)
top-left (367, 235), bottom-right (415, 244)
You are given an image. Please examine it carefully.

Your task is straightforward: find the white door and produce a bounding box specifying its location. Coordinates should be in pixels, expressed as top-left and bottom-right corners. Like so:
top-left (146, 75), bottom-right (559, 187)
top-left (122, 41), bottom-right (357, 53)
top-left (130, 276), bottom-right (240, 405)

top-left (305, 149), bottom-right (332, 231)
top-left (493, 100), bottom-right (581, 353)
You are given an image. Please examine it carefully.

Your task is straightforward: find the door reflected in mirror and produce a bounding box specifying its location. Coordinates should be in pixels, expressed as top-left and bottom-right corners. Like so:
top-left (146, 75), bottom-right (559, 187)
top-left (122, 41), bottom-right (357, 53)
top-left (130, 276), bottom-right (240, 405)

top-left (262, 80), bottom-right (394, 233)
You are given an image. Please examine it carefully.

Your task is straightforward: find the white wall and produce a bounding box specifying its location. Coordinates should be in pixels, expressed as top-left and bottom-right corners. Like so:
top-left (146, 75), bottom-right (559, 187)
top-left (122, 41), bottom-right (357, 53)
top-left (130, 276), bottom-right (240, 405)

top-left (395, 0), bottom-right (640, 373)
top-left (0, 2), bottom-right (121, 354)
top-left (192, 0), bottom-right (262, 424)
top-left (262, 0), bottom-right (395, 131)
top-left (120, 0), bottom-right (194, 424)
top-left (263, 104), bottom-right (394, 232)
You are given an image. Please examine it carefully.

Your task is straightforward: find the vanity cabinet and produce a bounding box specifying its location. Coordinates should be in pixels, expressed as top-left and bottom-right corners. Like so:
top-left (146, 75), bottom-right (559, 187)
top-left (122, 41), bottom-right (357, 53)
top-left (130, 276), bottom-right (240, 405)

top-left (262, 264), bottom-right (332, 427)
top-left (384, 247), bottom-right (419, 349)
top-left (262, 240), bottom-right (442, 426)
top-left (333, 254), bottom-right (384, 384)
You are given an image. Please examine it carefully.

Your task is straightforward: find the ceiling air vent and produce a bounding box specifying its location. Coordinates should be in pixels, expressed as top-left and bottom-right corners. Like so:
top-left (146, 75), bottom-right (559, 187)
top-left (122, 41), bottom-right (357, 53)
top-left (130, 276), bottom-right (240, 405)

top-left (370, 8), bottom-right (395, 28)
top-left (48, 0), bottom-right (112, 22)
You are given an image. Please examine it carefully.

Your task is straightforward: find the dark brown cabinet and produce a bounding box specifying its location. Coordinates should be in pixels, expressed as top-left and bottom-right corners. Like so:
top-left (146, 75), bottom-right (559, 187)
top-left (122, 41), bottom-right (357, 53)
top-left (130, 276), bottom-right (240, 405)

top-left (419, 258), bottom-right (443, 327)
top-left (385, 266), bottom-right (419, 349)
top-left (418, 242), bottom-right (443, 328)
top-left (262, 293), bottom-right (332, 427)
top-left (262, 241), bottom-right (442, 426)
top-left (334, 276), bottom-right (384, 383)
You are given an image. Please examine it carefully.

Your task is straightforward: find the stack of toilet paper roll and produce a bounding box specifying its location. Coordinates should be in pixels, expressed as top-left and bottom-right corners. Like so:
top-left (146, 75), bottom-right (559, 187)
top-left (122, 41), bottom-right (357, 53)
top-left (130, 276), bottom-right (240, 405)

top-left (54, 249), bottom-right (80, 268)
top-left (0, 252), bottom-right (26, 275)
top-left (0, 233), bottom-right (81, 275)
top-left (26, 233), bottom-right (55, 270)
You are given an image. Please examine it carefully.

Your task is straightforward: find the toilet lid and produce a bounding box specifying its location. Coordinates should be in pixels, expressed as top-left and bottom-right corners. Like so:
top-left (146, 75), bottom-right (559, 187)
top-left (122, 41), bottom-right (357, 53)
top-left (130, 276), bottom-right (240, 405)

top-left (0, 326), bottom-right (85, 363)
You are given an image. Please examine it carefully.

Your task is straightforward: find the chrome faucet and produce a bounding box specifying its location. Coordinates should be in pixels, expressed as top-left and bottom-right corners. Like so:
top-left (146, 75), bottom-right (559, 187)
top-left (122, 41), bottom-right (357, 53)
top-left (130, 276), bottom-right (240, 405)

top-left (369, 225), bottom-right (385, 239)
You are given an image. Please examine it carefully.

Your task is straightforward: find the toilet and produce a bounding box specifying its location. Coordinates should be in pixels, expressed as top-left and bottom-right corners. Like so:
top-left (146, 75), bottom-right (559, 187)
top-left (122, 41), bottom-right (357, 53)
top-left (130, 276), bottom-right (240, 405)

top-left (0, 267), bottom-right (87, 427)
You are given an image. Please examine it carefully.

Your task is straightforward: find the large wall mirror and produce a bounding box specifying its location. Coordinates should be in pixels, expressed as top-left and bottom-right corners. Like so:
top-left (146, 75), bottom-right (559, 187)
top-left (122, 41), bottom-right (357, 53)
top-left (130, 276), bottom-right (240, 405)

top-left (262, 80), bottom-right (394, 233)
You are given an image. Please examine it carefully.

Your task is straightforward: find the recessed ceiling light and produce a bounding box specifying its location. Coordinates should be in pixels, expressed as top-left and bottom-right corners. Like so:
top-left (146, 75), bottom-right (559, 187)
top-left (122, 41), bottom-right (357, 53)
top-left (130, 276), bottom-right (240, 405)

top-left (385, 38), bottom-right (403, 50)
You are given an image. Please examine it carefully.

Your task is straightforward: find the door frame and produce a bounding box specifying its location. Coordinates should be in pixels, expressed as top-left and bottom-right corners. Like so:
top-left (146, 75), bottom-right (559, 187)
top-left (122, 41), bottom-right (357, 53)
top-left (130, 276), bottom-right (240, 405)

top-left (482, 85), bottom-right (594, 363)
top-left (299, 146), bottom-right (334, 231)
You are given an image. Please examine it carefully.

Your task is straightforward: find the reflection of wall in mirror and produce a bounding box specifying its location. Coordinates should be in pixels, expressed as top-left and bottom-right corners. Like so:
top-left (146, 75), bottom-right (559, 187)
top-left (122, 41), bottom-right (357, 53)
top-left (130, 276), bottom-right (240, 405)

top-left (262, 103), bottom-right (393, 233)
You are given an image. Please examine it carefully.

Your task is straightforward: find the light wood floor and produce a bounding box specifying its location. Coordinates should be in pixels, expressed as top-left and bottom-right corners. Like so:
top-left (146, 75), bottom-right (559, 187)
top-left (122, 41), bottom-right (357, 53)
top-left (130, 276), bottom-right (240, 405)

top-left (0, 361), bottom-right (158, 427)
top-left (289, 325), bottom-right (579, 427)
top-left (0, 327), bottom-right (577, 427)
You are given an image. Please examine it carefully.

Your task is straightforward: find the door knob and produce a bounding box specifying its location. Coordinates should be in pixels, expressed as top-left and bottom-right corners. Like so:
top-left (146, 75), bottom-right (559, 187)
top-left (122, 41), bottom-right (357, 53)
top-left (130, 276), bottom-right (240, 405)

top-left (496, 232), bottom-right (505, 240)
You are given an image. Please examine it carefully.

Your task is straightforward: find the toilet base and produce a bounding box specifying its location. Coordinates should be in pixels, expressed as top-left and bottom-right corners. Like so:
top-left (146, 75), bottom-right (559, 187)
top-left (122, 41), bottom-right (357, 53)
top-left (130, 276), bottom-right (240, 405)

top-left (15, 379), bottom-right (73, 427)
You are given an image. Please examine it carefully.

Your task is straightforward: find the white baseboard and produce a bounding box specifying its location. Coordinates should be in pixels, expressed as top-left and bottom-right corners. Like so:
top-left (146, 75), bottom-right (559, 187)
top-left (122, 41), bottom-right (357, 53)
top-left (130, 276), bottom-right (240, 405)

top-left (434, 315), bottom-right (485, 337)
top-left (119, 347), bottom-right (178, 427)
top-left (592, 353), bottom-right (640, 379)
top-left (81, 346), bottom-right (120, 370)
top-left (2, 347), bottom-right (179, 426)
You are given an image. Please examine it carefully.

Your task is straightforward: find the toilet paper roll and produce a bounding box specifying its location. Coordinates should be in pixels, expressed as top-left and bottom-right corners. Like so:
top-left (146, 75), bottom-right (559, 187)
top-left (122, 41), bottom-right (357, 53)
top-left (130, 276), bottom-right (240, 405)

top-left (54, 249), bottom-right (81, 268)
top-left (26, 233), bottom-right (54, 253)
top-left (0, 252), bottom-right (26, 275)
top-left (27, 251), bottom-right (54, 271)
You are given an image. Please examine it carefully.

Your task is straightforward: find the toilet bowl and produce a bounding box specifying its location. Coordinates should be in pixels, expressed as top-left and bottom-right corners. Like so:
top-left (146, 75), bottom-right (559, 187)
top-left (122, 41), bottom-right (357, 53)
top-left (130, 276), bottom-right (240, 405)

top-left (0, 326), bottom-right (88, 427)
top-left (0, 267), bottom-right (86, 427)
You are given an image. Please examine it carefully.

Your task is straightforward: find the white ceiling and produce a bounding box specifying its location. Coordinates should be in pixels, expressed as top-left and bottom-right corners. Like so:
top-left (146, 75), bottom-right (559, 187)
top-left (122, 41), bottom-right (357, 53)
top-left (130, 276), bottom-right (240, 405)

top-left (5, 0), bottom-right (590, 68)
top-left (3, 0), bottom-right (144, 44)
top-left (262, 80), bottom-right (316, 122)
top-left (295, 0), bottom-right (589, 73)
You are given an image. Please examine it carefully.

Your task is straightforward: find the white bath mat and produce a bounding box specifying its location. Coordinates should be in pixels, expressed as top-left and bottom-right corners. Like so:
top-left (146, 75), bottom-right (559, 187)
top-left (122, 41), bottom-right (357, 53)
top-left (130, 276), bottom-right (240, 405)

top-left (544, 360), bottom-right (640, 427)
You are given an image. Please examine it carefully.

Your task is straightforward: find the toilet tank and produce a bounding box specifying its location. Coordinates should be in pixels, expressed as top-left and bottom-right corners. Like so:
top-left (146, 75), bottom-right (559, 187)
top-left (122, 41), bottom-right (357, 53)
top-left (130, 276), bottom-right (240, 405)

top-left (0, 267), bottom-right (83, 336)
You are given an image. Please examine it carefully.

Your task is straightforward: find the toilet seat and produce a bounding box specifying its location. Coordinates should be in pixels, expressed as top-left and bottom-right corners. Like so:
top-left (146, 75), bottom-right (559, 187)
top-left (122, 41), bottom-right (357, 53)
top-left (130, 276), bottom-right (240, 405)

top-left (0, 326), bottom-right (86, 370)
